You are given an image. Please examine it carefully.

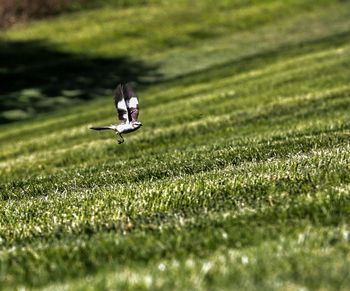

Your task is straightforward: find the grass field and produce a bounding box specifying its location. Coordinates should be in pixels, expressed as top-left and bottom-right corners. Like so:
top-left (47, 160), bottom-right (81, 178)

top-left (0, 0), bottom-right (350, 289)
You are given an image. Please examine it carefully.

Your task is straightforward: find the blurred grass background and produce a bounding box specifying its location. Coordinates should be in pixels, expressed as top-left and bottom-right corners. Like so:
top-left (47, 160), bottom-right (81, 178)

top-left (0, 0), bottom-right (349, 290)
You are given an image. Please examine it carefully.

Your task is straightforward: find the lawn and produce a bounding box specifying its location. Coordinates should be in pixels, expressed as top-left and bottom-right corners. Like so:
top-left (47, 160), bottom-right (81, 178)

top-left (0, 0), bottom-right (349, 289)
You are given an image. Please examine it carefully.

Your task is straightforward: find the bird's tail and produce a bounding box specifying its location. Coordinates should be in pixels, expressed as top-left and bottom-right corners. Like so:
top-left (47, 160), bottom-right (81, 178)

top-left (90, 126), bottom-right (115, 131)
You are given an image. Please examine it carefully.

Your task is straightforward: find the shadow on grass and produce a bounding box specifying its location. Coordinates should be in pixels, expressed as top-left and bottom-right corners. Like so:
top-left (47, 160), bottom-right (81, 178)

top-left (0, 39), bottom-right (160, 123)
top-left (1, 29), bottom-right (349, 124)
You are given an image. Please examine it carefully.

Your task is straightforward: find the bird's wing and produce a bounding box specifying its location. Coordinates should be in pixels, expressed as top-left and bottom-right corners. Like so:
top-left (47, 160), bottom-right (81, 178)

top-left (90, 126), bottom-right (115, 131)
top-left (124, 83), bottom-right (137, 100)
top-left (114, 84), bottom-right (129, 123)
top-left (124, 83), bottom-right (139, 122)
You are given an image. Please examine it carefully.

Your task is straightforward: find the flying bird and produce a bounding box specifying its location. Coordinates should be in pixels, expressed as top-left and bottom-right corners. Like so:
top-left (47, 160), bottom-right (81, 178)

top-left (90, 83), bottom-right (142, 144)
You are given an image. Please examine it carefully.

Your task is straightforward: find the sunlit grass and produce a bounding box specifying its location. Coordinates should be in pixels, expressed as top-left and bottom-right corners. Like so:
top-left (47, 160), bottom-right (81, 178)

top-left (0, 0), bottom-right (350, 290)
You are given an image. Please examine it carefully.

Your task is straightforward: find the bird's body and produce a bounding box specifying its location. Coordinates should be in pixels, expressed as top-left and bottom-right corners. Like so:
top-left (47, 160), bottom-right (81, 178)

top-left (90, 123), bottom-right (141, 134)
top-left (90, 83), bottom-right (142, 144)
top-left (116, 122), bottom-right (142, 134)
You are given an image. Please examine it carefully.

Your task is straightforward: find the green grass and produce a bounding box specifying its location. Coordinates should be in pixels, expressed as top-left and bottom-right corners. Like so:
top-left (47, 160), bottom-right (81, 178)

top-left (0, 0), bottom-right (350, 290)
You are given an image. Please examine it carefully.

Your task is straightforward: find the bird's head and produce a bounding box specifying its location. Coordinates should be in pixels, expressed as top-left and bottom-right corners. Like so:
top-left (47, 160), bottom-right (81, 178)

top-left (132, 121), bottom-right (142, 129)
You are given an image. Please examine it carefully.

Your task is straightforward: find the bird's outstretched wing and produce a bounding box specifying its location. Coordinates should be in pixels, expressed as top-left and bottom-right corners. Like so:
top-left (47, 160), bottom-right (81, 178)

top-left (114, 84), bottom-right (129, 123)
top-left (124, 83), bottom-right (139, 122)
top-left (123, 83), bottom-right (137, 99)
top-left (90, 126), bottom-right (115, 131)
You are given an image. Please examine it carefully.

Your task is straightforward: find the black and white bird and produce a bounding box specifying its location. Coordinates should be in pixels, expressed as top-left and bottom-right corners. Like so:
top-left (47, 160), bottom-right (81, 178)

top-left (90, 83), bottom-right (142, 144)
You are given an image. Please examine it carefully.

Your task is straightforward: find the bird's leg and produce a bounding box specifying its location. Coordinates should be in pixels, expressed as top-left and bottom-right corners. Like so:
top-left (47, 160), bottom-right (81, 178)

top-left (116, 132), bottom-right (124, 144)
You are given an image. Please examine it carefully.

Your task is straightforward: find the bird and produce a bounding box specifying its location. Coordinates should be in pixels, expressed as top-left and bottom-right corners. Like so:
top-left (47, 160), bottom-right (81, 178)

top-left (90, 83), bottom-right (142, 144)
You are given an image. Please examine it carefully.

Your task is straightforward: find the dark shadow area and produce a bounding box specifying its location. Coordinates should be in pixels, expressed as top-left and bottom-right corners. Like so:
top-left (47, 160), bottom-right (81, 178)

top-left (0, 39), bottom-right (160, 123)
top-left (1, 28), bottom-right (349, 124)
